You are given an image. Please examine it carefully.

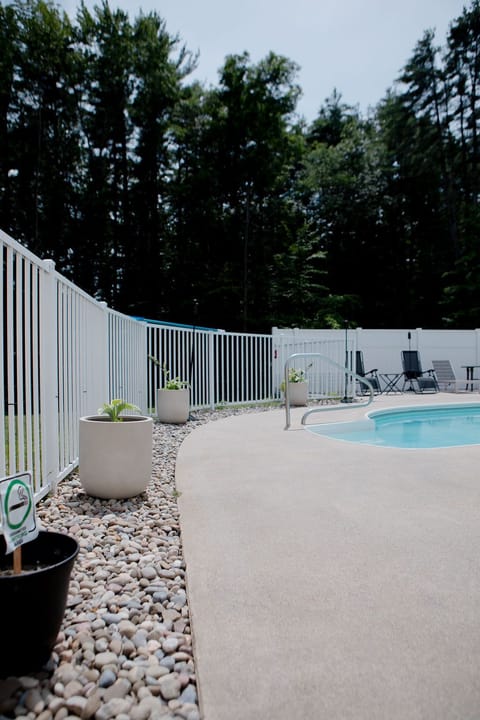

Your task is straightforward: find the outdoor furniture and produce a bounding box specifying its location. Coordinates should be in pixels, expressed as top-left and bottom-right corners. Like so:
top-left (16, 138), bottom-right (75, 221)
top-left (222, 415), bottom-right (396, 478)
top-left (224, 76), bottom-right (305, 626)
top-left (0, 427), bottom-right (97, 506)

top-left (432, 360), bottom-right (475, 392)
top-left (379, 372), bottom-right (404, 394)
top-left (355, 351), bottom-right (381, 394)
top-left (401, 351), bottom-right (438, 393)
top-left (461, 364), bottom-right (480, 391)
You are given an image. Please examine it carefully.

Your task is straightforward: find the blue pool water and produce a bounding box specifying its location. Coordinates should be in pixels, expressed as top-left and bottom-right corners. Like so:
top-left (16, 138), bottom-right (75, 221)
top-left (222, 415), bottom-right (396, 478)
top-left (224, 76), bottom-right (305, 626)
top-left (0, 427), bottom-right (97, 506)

top-left (307, 403), bottom-right (480, 448)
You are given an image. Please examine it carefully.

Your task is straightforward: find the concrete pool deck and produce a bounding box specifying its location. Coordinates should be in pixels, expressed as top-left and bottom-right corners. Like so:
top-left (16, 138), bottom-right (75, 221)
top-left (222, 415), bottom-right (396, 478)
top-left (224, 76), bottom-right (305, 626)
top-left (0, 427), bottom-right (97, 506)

top-left (176, 393), bottom-right (480, 720)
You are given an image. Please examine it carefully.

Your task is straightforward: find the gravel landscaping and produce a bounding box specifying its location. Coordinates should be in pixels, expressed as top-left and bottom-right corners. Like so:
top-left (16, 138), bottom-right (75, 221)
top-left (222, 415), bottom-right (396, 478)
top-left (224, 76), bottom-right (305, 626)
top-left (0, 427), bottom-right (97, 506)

top-left (0, 406), bottom-right (271, 720)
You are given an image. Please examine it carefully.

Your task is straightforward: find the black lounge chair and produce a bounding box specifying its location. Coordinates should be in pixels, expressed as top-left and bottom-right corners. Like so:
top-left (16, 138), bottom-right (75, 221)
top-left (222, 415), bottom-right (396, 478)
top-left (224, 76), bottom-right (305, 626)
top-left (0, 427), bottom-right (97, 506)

top-left (401, 350), bottom-right (438, 393)
top-left (355, 351), bottom-right (381, 394)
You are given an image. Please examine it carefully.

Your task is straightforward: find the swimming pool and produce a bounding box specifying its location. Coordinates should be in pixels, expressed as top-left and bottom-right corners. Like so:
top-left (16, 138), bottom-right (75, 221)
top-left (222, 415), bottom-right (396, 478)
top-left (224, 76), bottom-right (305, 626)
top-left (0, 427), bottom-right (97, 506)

top-left (307, 403), bottom-right (480, 448)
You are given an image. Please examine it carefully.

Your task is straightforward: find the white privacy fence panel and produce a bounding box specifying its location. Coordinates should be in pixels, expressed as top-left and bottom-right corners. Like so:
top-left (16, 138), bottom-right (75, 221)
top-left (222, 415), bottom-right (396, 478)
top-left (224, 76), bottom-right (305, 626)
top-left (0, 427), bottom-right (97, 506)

top-left (353, 328), bottom-right (480, 380)
top-left (273, 327), bottom-right (480, 392)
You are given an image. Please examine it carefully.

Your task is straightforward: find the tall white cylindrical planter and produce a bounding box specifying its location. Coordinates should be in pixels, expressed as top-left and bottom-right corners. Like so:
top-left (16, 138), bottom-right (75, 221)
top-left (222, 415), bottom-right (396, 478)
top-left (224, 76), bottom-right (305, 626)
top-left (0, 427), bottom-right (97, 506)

top-left (79, 416), bottom-right (153, 499)
top-left (286, 381), bottom-right (308, 406)
top-left (157, 389), bottom-right (190, 424)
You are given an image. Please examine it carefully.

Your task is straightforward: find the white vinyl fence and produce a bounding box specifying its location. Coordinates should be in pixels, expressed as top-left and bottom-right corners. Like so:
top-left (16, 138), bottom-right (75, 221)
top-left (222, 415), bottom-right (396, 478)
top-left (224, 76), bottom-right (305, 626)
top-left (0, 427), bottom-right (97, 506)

top-left (273, 327), bottom-right (480, 386)
top-left (272, 334), bottom-right (348, 398)
top-left (4, 227), bottom-right (480, 501)
top-left (146, 322), bottom-right (273, 412)
top-left (0, 230), bottom-right (277, 499)
top-left (1, 237), bottom-right (45, 497)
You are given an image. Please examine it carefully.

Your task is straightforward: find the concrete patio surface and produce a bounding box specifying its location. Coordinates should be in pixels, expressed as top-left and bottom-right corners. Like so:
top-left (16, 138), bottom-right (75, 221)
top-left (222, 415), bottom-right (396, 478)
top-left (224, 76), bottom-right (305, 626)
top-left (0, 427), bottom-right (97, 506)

top-left (176, 394), bottom-right (480, 720)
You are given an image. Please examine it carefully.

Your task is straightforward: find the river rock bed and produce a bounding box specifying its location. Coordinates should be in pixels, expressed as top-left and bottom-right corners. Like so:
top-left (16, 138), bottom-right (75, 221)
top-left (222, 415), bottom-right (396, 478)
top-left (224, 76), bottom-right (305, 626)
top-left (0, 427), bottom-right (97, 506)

top-left (0, 406), bottom-right (271, 720)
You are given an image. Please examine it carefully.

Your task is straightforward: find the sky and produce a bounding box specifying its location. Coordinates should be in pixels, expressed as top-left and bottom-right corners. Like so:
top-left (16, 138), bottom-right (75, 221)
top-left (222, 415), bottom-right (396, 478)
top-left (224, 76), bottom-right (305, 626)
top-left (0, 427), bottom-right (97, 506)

top-left (58, 0), bottom-right (468, 121)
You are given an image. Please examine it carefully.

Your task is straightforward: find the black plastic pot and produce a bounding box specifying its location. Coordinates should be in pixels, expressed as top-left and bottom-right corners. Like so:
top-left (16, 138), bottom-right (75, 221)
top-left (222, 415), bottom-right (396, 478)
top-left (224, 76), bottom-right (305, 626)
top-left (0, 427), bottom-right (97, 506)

top-left (0, 530), bottom-right (79, 677)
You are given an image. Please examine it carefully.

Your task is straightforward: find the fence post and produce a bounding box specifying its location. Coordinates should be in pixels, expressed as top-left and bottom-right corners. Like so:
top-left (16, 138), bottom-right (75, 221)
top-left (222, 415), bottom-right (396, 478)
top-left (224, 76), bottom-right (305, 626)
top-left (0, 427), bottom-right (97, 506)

top-left (101, 302), bottom-right (110, 409)
top-left (416, 327), bottom-right (423, 354)
top-left (209, 333), bottom-right (215, 409)
top-left (40, 259), bottom-right (59, 492)
top-left (475, 329), bottom-right (480, 365)
top-left (274, 333), bottom-right (287, 398)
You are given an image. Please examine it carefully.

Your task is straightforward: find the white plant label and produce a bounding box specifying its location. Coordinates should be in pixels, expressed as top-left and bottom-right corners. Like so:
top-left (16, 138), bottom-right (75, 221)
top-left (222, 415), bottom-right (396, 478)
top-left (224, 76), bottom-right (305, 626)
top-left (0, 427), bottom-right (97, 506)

top-left (0, 472), bottom-right (38, 554)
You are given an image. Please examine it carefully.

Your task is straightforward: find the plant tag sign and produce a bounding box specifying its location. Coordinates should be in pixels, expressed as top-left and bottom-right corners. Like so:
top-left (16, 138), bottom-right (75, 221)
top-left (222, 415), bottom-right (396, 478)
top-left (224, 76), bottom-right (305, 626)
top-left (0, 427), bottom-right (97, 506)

top-left (0, 472), bottom-right (38, 554)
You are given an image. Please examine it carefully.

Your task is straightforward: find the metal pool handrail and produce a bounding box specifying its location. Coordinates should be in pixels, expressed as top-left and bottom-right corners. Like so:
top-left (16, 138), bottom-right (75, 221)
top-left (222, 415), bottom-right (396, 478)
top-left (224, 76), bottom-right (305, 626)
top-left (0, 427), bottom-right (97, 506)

top-left (284, 352), bottom-right (374, 429)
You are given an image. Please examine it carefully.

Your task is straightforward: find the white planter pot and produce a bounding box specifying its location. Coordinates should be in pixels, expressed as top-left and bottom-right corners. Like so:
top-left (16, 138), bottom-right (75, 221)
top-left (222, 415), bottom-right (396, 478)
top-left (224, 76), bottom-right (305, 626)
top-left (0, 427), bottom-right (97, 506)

top-left (157, 388), bottom-right (190, 424)
top-left (286, 381), bottom-right (308, 406)
top-left (79, 415), bottom-right (153, 499)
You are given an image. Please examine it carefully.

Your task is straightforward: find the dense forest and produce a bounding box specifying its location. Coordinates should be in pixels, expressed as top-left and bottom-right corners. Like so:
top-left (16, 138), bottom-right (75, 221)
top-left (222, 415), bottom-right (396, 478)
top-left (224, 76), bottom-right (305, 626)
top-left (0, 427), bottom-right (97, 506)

top-left (1, 0), bottom-right (480, 331)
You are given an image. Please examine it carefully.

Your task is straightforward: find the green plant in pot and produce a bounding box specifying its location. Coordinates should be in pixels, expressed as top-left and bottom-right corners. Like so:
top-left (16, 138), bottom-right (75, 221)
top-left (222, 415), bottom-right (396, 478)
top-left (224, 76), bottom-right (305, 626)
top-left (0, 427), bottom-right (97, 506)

top-left (0, 474), bottom-right (79, 677)
top-left (149, 357), bottom-right (190, 424)
top-left (280, 366), bottom-right (310, 406)
top-left (98, 398), bottom-right (141, 421)
top-left (79, 399), bottom-right (153, 499)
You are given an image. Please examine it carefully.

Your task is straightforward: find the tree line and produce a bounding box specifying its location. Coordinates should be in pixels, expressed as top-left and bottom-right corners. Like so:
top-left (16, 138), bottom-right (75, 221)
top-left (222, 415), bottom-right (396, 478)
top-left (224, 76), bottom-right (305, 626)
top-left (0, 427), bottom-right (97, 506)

top-left (1, 0), bottom-right (480, 331)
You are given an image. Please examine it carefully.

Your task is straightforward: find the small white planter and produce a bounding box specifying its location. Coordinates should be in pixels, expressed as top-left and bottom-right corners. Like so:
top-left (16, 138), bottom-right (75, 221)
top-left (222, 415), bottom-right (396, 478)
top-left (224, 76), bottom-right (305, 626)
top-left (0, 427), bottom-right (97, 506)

top-left (286, 381), bottom-right (308, 406)
top-left (157, 388), bottom-right (190, 424)
top-left (79, 415), bottom-right (153, 499)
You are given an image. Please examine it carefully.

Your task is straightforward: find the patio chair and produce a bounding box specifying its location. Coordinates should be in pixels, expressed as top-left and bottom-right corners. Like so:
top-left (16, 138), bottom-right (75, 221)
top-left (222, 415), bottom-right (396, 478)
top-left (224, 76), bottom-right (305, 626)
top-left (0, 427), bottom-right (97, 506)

top-left (432, 360), bottom-right (477, 392)
top-left (355, 350), bottom-right (381, 394)
top-left (401, 350), bottom-right (438, 393)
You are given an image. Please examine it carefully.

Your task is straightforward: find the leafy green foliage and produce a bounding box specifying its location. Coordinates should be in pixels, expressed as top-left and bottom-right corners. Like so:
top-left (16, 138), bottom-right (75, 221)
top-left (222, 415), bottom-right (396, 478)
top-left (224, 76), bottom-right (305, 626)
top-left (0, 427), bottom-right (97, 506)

top-left (1, 0), bottom-right (480, 331)
top-left (98, 399), bottom-right (141, 422)
top-left (148, 357), bottom-right (189, 389)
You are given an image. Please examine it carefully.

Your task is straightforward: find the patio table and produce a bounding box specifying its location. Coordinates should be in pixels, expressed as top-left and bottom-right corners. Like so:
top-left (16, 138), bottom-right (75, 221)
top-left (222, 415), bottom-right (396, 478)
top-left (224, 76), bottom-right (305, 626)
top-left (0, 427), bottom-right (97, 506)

top-left (461, 365), bottom-right (480, 391)
top-left (379, 372), bottom-right (404, 394)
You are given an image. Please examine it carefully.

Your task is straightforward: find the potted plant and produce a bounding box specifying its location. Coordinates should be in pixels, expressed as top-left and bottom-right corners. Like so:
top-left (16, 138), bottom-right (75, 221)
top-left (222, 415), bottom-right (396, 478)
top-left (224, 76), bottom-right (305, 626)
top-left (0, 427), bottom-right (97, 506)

top-left (79, 399), bottom-right (153, 499)
top-left (280, 367), bottom-right (309, 406)
top-left (0, 474), bottom-right (79, 676)
top-left (149, 358), bottom-right (190, 424)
